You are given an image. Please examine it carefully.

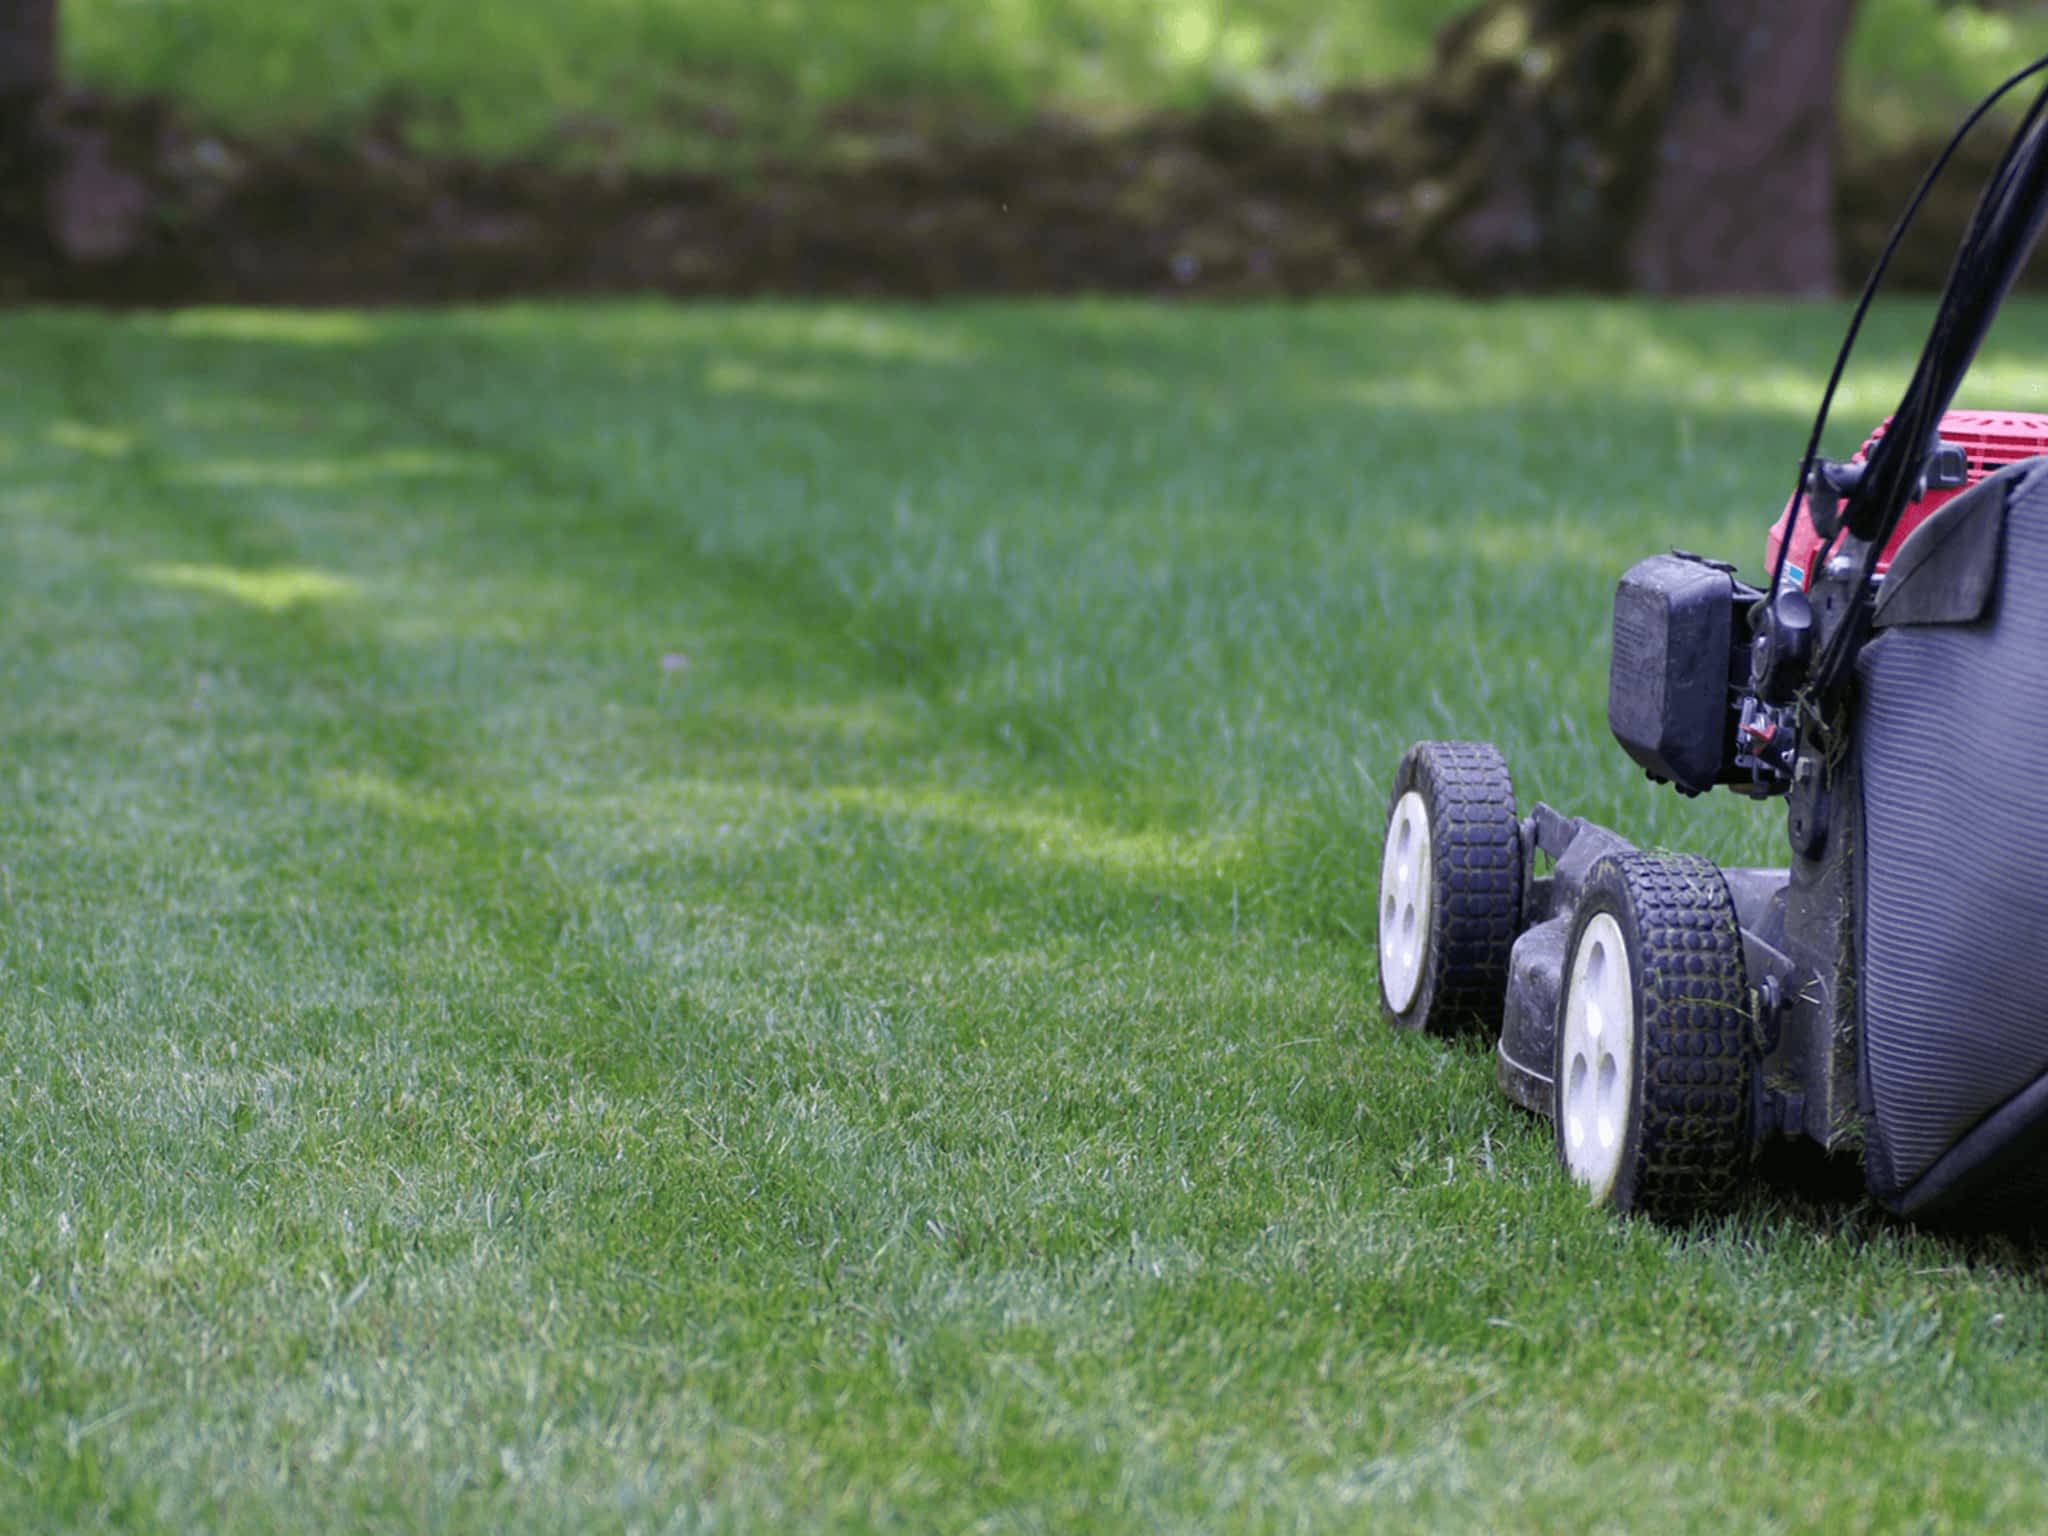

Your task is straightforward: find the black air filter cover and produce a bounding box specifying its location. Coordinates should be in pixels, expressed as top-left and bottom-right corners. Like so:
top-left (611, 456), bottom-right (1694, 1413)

top-left (1607, 553), bottom-right (1745, 795)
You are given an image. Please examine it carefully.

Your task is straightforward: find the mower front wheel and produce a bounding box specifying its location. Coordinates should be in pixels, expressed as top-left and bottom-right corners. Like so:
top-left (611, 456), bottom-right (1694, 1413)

top-left (1376, 741), bottom-right (1521, 1037)
top-left (1553, 852), bottom-right (1753, 1220)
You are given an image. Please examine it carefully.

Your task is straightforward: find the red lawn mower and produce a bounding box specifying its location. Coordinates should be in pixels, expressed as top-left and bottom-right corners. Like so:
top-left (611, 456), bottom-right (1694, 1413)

top-left (1376, 60), bottom-right (2048, 1223)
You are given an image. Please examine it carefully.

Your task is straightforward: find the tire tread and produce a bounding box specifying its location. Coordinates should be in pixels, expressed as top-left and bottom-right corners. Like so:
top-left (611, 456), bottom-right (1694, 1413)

top-left (1609, 851), bottom-right (1752, 1218)
top-left (1381, 741), bottom-right (1521, 1036)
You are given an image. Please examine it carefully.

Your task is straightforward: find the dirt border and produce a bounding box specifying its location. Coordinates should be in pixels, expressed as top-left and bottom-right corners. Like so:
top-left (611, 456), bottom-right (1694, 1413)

top-left (0, 87), bottom-right (2014, 307)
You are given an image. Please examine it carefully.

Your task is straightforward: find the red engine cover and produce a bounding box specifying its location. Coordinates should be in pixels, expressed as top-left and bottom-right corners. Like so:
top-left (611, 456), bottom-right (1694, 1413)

top-left (1765, 410), bottom-right (2048, 586)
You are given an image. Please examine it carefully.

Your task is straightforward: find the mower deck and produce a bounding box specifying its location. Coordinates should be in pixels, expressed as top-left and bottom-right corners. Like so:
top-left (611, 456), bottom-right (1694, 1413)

top-left (1492, 805), bottom-right (1852, 1155)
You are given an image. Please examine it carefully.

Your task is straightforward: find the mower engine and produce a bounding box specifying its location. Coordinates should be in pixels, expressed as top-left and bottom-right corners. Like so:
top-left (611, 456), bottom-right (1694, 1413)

top-left (1610, 410), bottom-right (2048, 800)
top-left (1765, 411), bottom-right (2048, 588)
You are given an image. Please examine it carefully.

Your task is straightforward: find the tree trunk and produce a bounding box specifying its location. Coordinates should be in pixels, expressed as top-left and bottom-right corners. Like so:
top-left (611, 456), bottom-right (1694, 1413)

top-left (0, 0), bottom-right (59, 273)
top-left (1628, 1), bottom-right (1857, 294)
top-left (0, 0), bottom-right (57, 102)
top-left (1387, 0), bottom-right (1860, 294)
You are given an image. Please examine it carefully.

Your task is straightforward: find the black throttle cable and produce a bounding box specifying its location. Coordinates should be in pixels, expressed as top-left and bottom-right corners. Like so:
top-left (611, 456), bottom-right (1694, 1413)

top-left (1765, 51), bottom-right (2048, 627)
top-left (1806, 86), bottom-right (2048, 699)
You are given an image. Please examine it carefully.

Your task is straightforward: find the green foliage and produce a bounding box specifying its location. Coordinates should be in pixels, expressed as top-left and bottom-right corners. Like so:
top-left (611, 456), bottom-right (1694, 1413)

top-left (1850, 0), bottom-right (2048, 149)
top-left (61, 0), bottom-right (2047, 165)
top-left (60, 0), bottom-right (1468, 160)
top-left (8, 297), bottom-right (2048, 1526)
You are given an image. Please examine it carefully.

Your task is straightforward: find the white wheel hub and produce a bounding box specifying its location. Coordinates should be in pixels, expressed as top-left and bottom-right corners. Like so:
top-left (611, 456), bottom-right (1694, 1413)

top-left (1378, 791), bottom-right (1433, 1012)
top-left (1559, 911), bottom-right (1635, 1201)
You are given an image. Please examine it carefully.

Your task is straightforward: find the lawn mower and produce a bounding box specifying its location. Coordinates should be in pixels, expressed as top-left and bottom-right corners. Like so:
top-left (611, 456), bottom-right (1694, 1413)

top-left (1376, 59), bottom-right (2048, 1223)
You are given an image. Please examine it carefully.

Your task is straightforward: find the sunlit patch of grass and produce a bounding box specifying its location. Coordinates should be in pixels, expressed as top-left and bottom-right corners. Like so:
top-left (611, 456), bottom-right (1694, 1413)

top-left (5, 298), bottom-right (2048, 1529)
top-left (160, 310), bottom-right (384, 347)
top-left (702, 359), bottom-right (851, 403)
top-left (168, 448), bottom-right (490, 489)
top-left (46, 421), bottom-right (135, 458)
top-left (317, 768), bottom-right (476, 825)
top-left (140, 561), bottom-right (361, 613)
top-left (824, 783), bottom-right (1249, 880)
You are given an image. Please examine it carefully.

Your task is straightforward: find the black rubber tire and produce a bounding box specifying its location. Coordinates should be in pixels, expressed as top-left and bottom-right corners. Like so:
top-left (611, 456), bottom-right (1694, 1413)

top-left (1552, 852), bottom-right (1754, 1220)
top-left (1377, 740), bottom-right (1522, 1038)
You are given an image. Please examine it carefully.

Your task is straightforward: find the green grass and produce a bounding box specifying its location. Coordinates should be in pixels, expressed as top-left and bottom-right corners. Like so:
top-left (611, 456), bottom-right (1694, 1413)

top-left (10, 297), bottom-right (2048, 1528)
top-left (59, 0), bottom-right (2048, 166)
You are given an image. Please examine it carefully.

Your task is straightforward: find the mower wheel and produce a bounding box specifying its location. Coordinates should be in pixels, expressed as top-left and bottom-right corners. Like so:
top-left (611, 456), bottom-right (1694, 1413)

top-left (1377, 741), bottom-right (1521, 1037)
top-left (1553, 852), bottom-right (1753, 1219)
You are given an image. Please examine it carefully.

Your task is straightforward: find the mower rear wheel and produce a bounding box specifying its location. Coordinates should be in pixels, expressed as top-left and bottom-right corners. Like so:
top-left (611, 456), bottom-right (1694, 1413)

top-left (1377, 741), bottom-right (1521, 1037)
top-left (1553, 852), bottom-right (1753, 1219)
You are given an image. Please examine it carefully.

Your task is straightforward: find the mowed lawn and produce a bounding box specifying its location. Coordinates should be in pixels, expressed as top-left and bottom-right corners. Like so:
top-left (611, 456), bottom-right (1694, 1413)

top-left (7, 299), bottom-right (2048, 1530)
